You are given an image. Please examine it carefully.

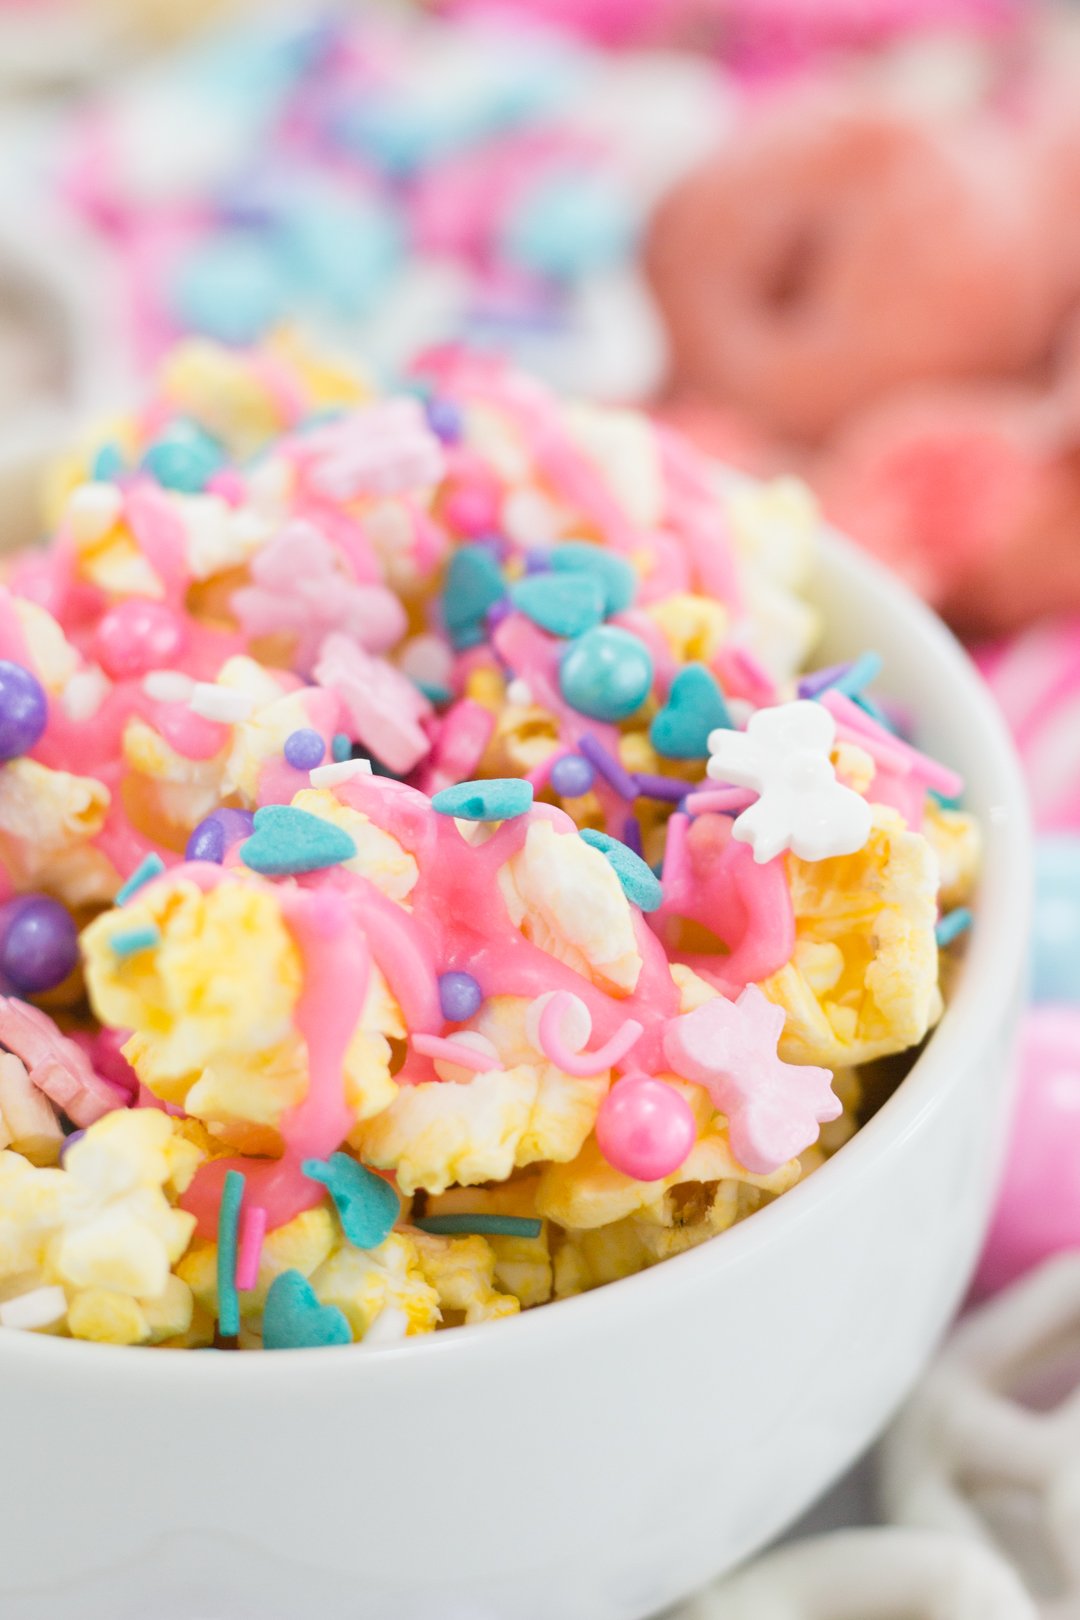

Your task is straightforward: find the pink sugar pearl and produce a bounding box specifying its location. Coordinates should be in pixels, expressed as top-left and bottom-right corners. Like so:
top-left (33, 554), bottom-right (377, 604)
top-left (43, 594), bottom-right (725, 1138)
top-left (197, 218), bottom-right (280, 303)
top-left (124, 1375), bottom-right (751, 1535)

top-left (94, 599), bottom-right (188, 680)
top-left (596, 1073), bottom-right (696, 1182)
top-left (974, 1005), bottom-right (1080, 1297)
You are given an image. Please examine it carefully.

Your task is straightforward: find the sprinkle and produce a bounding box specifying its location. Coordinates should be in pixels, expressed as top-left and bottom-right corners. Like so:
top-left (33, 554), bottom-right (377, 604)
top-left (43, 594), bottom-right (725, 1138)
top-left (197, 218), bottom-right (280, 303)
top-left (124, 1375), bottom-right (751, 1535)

top-left (263, 1269), bottom-right (351, 1350)
top-left (431, 778), bottom-right (533, 821)
top-left (110, 924), bottom-right (161, 958)
top-left (331, 732), bottom-right (352, 762)
top-left (833, 651), bottom-right (884, 699)
top-left (189, 683), bottom-right (257, 724)
top-left (559, 626), bottom-right (653, 723)
top-left (822, 690), bottom-right (963, 798)
top-left (684, 787), bottom-right (757, 816)
top-left (442, 545), bottom-right (507, 647)
top-left (509, 570), bottom-right (605, 639)
top-left (438, 971), bottom-right (483, 1022)
top-left (536, 990), bottom-right (644, 1075)
top-left (414, 1214), bottom-right (543, 1240)
top-left (505, 677), bottom-right (534, 707)
top-left (143, 671), bottom-right (195, 704)
top-left (115, 853), bottom-right (165, 906)
top-left (549, 541), bottom-right (637, 615)
top-left (0, 1285), bottom-right (68, 1332)
top-left (90, 442), bottom-right (125, 482)
top-left (308, 758), bottom-right (373, 789)
top-left (240, 805), bottom-right (357, 876)
top-left (580, 828), bottom-right (664, 912)
top-left (142, 422), bottom-right (226, 494)
top-left (416, 681), bottom-right (453, 707)
top-left (577, 733), bottom-right (638, 802)
top-left (798, 661), bottom-right (850, 700)
top-left (650, 663), bottom-right (732, 759)
top-left (413, 1033), bottom-right (503, 1074)
top-left (936, 908), bottom-right (974, 948)
top-left (235, 1205), bottom-right (267, 1292)
top-left (632, 772), bottom-right (693, 803)
top-left (549, 753), bottom-right (595, 798)
top-left (303, 1154), bottom-right (401, 1250)
top-left (623, 815), bottom-right (643, 856)
top-left (216, 1168), bottom-right (245, 1339)
top-left (283, 728), bottom-right (326, 770)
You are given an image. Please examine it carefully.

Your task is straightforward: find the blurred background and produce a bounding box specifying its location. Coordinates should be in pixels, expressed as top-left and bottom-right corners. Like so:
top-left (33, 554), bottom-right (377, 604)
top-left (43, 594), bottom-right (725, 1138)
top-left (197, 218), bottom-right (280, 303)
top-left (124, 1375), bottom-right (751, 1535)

top-left (2, 0), bottom-right (1080, 1599)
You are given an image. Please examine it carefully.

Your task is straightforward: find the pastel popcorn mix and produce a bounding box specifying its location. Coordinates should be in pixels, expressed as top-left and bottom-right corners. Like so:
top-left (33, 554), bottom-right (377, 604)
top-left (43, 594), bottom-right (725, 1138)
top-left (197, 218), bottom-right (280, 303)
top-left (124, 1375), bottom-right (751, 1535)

top-left (0, 337), bottom-right (977, 1348)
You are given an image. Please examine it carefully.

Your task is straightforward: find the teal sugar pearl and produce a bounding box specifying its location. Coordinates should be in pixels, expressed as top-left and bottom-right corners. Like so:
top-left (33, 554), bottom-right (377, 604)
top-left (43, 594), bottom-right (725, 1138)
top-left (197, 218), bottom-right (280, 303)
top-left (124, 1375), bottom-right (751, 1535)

top-left (559, 626), bottom-right (653, 722)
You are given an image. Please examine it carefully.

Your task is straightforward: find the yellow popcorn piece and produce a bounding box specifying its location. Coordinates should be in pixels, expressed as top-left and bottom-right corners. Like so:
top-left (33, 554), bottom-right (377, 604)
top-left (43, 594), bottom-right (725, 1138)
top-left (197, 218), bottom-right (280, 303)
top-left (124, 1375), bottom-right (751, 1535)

top-left (84, 876), bottom-right (302, 1091)
top-left (290, 789), bottom-right (419, 903)
top-left (68, 1288), bottom-right (149, 1345)
top-left (561, 401), bottom-right (663, 529)
top-left (426, 1178), bottom-right (552, 1308)
top-left (158, 340), bottom-right (289, 458)
top-left (537, 1092), bottom-right (796, 1233)
top-left (0, 1053), bottom-right (64, 1165)
top-left (497, 819), bottom-right (642, 995)
top-left (721, 473), bottom-right (821, 680)
top-left (760, 806), bottom-right (942, 1068)
top-left (11, 599), bottom-right (80, 694)
top-left (310, 1232), bottom-right (440, 1340)
top-left (0, 757), bottom-right (108, 849)
top-left (924, 802), bottom-right (981, 912)
top-left (646, 594), bottom-right (728, 665)
top-left (410, 1231), bottom-right (520, 1324)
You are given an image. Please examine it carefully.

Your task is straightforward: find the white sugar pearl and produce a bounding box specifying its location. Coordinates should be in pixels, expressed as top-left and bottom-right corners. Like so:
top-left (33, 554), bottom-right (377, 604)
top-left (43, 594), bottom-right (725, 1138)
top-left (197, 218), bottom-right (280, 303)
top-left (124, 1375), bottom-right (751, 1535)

top-left (0, 1285), bottom-right (68, 1332)
top-left (188, 684), bottom-right (257, 724)
top-left (309, 759), bottom-right (373, 789)
top-left (526, 991), bottom-right (592, 1057)
top-left (433, 1032), bottom-right (501, 1084)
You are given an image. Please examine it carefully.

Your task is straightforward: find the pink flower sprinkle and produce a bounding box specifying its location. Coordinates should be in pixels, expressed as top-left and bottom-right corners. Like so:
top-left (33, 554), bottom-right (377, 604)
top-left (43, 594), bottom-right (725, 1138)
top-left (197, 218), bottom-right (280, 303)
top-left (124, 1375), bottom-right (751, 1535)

top-left (315, 632), bottom-right (432, 775)
top-left (0, 997), bottom-right (127, 1127)
top-left (663, 984), bottom-right (839, 1175)
top-left (233, 521), bottom-right (407, 674)
top-left (296, 400), bottom-right (445, 503)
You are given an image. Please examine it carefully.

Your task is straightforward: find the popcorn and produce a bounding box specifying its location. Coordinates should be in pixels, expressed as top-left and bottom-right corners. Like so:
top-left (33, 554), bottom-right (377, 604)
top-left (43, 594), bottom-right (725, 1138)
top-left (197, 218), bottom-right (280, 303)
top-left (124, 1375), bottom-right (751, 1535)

top-left (0, 338), bottom-right (974, 1347)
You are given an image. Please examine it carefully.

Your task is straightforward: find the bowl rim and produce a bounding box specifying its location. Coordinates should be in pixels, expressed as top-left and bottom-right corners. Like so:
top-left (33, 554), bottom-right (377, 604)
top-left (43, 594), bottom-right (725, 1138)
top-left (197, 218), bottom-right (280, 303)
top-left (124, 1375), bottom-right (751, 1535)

top-left (0, 525), bottom-right (1033, 1381)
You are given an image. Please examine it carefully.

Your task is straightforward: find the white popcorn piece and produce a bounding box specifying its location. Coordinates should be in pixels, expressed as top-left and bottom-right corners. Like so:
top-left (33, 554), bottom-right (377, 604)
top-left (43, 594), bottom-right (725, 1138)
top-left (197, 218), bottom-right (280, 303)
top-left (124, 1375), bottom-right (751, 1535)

top-left (707, 699), bottom-right (872, 864)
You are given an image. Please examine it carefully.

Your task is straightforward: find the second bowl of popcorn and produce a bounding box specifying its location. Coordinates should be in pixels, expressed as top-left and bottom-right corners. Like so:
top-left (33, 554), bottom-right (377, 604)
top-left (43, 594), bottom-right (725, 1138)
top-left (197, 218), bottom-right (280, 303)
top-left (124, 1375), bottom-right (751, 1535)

top-left (0, 340), bottom-right (1028, 1619)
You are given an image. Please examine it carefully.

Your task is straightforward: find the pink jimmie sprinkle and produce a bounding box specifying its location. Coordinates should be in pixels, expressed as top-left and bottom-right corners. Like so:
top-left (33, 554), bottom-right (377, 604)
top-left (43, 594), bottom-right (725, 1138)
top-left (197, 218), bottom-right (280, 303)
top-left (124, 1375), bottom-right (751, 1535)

top-left (822, 690), bottom-right (963, 798)
top-left (537, 992), bottom-right (643, 1077)
top-left (684, 788), bottom-right (758, 816)
top-left (235, 1205), bottom-right (267, 1292)
top-left (412, 1034), bottom-right (503, 1073)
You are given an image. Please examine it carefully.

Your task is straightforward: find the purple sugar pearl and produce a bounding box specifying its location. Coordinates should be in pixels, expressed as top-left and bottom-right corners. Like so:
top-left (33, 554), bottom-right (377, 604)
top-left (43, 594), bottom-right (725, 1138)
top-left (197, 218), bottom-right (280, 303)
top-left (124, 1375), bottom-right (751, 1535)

top-left (284, 728), bottom-right (326, 771)
top-left (550, 753), bottom-right (596, 798)
top-left (424, 397), bottom-right (463, 444)
top-left (0, 895), bottom-right (79, 993)
top-left (186, 807), bottom-right (256, 864)
top-left (0, 661), bottom-right (47, 761)
top-left (438, 971), bottom-right (483, 1023)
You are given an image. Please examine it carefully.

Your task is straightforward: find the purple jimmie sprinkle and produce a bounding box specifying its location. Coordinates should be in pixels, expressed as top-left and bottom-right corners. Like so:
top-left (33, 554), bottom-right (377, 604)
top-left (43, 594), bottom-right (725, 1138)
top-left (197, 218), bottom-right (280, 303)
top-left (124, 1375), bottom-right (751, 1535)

top-left (632, 772), bottom-right (693, 802)
top-left (577, 733), bottom-right (638, 801)
top-left (798, 661), bottom-right (852, 700)
top-left (622, 815), bottom-right (643, 856)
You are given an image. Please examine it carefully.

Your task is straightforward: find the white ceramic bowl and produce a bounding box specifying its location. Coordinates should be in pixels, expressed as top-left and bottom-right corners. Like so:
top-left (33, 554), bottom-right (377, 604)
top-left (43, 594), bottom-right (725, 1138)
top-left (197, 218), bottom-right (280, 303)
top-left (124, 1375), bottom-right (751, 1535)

top-left (0, 530), bottom-right (1030, 1620)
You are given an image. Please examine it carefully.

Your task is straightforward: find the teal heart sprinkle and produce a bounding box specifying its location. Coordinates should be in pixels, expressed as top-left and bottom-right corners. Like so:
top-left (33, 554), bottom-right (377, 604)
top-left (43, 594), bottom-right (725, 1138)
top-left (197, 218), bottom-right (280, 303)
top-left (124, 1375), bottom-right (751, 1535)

top-left (580, 828), bottom-right (663, 913)
top-left (303, 1153), bottom-right (401, 1249)
top-left (240, 805), bottom-right (357, 876)
top-left (649, 663), bottom-right (732, 760)
top-left (509, 571), bottom-right (605, 639)
top-left (431, 778), bottom-right (533, 822)
top-left (442, 545), bottom-right (506, 646)
top-left (216, 1168), bottom-right (245, 1340)
top-left (263, 1270), bottom-right (351, 1350)
top-left (549, 542), bottom-right (637, 616)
